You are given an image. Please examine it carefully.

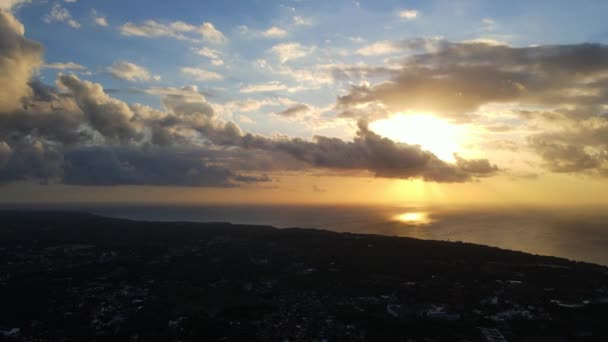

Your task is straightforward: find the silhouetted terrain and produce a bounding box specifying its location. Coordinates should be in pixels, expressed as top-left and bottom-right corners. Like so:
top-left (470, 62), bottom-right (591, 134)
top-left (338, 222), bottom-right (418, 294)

top-left (1, 211), bottom-right (607, 341)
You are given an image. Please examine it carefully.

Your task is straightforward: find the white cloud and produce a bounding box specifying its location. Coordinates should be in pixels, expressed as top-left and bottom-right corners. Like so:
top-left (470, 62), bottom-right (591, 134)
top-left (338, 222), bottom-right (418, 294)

top-left (224, 98), bottom-right (281, 113)
top-left (462, 38), bottom-right (508, 46)
top-left (107, 61), bottom-right (159, 82)
top-left (293, 16), bottom-right (312, 26)
top-left (94, 16), bottom-right (108, 27)
top-left (195, 47), bottom-right (223, 66)
top-left (481, 18), bottom-right (497, 31)
top-left (240, 81), bottom-right (288, 93)
top-left (91, 9), bottom-right (108, 27)
top-left (181, 67), bottom-right (223, 81)
top-left (356, 41), bottom-right (399, 56)
top-left (238, 115), bottom-right (255, 124)
top-left (44, 3), bottom-right (80, 29)
top-left (121, 20), bottom-right (189, 39)
top-left (145, 85), bottom-right (204, 102)
top-left (270, 42), bottom-right (312, 63)
top-left (43, 62), bottom-right (86, 70)
top-left (197, 22), bottom-right (225, 43)
top-left (261, 26), bottom-right (287, 38)
top-left (398, 9), bottom-right (419, 20)
top-left (120, 20), bottom-right (226, 43)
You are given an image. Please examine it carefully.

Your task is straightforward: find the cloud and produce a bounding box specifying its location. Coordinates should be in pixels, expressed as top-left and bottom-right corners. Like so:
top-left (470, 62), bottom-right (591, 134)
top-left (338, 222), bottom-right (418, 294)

top-left (454, 153), bottom-right (499, 176)
top-left (324, 62), bottom-right (395, 81)
top-left (0, 75), bottom-right (271, 186)
top-left (135, 87), bottom-right (500, 183)
top-left (238, 115), bottom-right (254, 124)
top-left (357, 41), bottom-right (401, 56)
top-left (0, 138), bottom-right (64, 184)
top-left (0, 9), bottom-right (43, 112)
top-left (181, 67), bottom-right (223, 81)
top-left (120, 20), bottom-right (190, 39)
top-left (277, 103), bottom-right (310, 117)
top-left (398, 9), bottom-right (419, 20)
top-left (194, 47), bottom-right (223, 66)
top-left (461, 37), bottom-right (507, 46)
top-left (240, 81), bottom-right (288, 93)
top-left (225, 98), bottom-right (275, 112)
top-left (0, 141), bottom-right (11, 168)
top-left (481, 18), bottom-right (497, 31)
top-left (526, 110), bottom-right (608, 174)
top-left (91, 9), bottom-right (108, 27)
top-left (262, 26), bottom-right (287, 38)
top-left (340, 40), bottom-right (608, 176)
top-left (58, 74), bottom-right (140, 143)
top-left (208, 120), bottom-right (498, 182)
top-left (93, 16), bottom-right (108, 27)
top-left (293, 16), bottom-right (312, 26)
top-left (0, 12), bottom-right (502, 186)
top-left (120, 20), bottom-right (225, 43)
top-left (0, 80), bottom-right (89, 146)
top-left (339, 41), bottom-right (608, 118)
top-left (63, 147), bottom-right (258, 187)
top-left (44, 3), bottom-right (80, 29)
top-left (107, 61), bottom-right (159, 82)
top-left (197, 22), bottom-right (225, 43)
top-left (270, 42), bottom-right (312, 63)
top-left (43, 61), bottom-right (86, 71)
top-left (0, 0), bottom-right (30, 10)
top-left (356, 37), bottom-right (446, 56)
top-left (2, 74), bottom-right (499, 185)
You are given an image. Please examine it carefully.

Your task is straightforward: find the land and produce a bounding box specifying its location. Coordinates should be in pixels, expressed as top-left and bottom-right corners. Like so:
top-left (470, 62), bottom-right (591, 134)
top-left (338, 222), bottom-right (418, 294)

top-left (0, 211), bottom-right (607, 341)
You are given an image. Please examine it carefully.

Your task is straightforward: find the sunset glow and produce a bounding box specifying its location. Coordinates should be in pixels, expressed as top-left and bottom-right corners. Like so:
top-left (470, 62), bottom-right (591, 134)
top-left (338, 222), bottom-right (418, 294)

top-left (370, 114), bottom-right (465, 162)
top-left (0, 0), bottom-right (606, 207)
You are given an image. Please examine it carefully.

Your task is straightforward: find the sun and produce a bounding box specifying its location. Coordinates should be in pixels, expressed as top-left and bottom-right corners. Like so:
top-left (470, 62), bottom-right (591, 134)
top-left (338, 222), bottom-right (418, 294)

top-left (369, 113), bottom-right (465, 162)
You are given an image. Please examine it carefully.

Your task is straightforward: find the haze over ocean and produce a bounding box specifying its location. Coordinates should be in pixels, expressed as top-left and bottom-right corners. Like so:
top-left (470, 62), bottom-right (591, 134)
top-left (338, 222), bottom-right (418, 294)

top-left (4, 204), bottom-right (607, 266)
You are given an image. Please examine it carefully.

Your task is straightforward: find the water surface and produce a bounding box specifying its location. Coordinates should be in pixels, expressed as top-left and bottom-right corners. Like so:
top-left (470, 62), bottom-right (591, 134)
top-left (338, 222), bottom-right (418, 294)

top-left (3, 204), bottom-right (608, 266)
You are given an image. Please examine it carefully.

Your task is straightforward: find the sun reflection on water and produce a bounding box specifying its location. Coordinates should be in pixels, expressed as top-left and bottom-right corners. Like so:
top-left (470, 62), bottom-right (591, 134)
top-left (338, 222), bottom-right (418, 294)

top-left (394, 211), bottom-right (432, 225)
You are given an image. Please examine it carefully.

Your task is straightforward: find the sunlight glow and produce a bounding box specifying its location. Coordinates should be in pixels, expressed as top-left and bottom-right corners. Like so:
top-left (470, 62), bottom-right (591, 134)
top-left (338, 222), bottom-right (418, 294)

top-left (369, 113), bottom-right (465, 162)
top-left (394, 211), bottom-right (432, 225)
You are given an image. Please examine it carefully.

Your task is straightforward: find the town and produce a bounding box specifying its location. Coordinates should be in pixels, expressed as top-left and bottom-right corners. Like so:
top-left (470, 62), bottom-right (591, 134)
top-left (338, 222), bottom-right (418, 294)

top-left (1, 211), bottom-right (607, 341)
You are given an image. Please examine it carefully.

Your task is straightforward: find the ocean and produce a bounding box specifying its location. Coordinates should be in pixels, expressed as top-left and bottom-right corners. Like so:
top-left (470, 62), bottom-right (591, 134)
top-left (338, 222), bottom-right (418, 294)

top-left (3, 204), bottom-right (608, 266)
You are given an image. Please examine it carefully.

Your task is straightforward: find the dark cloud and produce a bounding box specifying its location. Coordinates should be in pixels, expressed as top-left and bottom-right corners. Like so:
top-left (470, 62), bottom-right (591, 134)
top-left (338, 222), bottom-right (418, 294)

top-left (527, 118), bottom-right (608, 173)
top-left (63, 147), bottom-right (257, 187)
top-left (202, 119), bottom-right (499, 182)
top-left (0, 81), bottom-right (90, 146)
top-left (0, 142), bottom-right (11, 168)
top-left (58, 74), bottom-right (141, 143)
top-left (0, 138), bottom-right (64, 184)
top-left (454, 154), bottom-right (500, 176)
top-left (338, 41), bottom-right (608, 119)
top-left (269, 121), bottom-right (498, 182)
top-left (276, 103), bottom-right (310, 117)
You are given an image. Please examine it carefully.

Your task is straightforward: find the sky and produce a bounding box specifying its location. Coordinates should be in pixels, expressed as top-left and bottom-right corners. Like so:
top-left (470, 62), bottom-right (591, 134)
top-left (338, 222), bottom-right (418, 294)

top-left (1, 0), bottom-right (608, 205)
